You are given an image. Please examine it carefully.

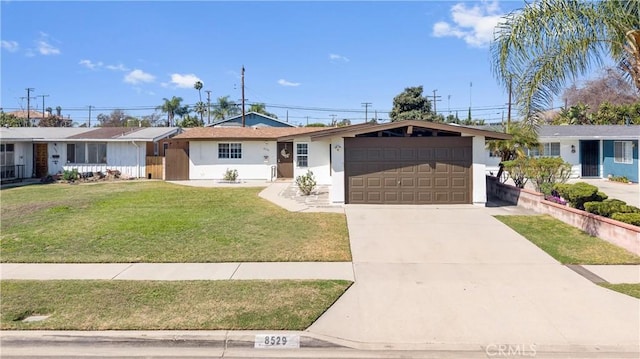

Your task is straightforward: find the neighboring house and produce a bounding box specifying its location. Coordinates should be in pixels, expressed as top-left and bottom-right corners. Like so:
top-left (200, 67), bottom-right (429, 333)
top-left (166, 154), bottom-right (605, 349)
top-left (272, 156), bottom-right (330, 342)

top-left (6, 110), bottom-right (46, 126)
top-left (208, 112), bottom-right (296, 128)
top-left (484, 125), bottom-right (640, 183)
top-left (0, 127), bottom-right (180, 181)
top-left (170, 120), bottom-right (510, 205)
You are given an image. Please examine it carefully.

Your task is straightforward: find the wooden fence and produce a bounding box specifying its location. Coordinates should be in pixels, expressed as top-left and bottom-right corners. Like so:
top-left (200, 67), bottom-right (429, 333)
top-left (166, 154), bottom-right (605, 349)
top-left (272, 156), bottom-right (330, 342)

top-left (145, 156), bottom-right (164, 179)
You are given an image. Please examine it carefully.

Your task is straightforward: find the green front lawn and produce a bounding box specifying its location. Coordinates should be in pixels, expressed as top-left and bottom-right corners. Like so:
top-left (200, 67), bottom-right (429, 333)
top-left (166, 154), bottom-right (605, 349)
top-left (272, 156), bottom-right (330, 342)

top-left (495, 215), bottom-right (640, 265)
top-left (0, 280), bottom-right (351, 330)
top-left (0, 182), bottom-right (351, 263)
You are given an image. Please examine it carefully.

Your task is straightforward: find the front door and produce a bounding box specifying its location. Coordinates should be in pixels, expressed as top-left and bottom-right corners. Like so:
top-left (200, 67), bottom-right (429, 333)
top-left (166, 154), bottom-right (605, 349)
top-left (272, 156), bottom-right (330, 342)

top-left (34, 143), bottom-right (48, 178)
top-left (277, 142), bottom-right (294, 178)
top-left (581, 140), bottom-right (599, 177)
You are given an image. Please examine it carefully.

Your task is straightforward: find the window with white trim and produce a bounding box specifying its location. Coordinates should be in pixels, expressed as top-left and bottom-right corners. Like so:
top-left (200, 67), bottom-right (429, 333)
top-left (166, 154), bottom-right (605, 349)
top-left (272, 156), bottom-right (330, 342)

top-left (0, 144), bottom-right (15, 167)
top-left (66, 143), bottom-right (107, 164)
top-left (614, 141), bottom-right (633, 164)
top-left (529, 142), bottom-right (560, 157)
top-left (218, 143), bottom-right (242, 159)
top-left (296, 143), bottom-right (308, 167)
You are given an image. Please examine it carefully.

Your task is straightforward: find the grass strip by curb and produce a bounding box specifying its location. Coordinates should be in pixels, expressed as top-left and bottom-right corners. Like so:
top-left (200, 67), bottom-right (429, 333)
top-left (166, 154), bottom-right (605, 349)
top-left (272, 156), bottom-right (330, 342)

top-left (1, 280), bottom-right (352, 330)
top-left (495, 215), bottom-right (640, 265)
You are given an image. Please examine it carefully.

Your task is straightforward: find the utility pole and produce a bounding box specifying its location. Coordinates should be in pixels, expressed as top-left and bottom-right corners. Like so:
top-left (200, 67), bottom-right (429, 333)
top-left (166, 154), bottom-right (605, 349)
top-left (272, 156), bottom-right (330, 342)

top-left (447, 95), bottom-right (451, 114)
top-left (432, 89), bottom-right (441, 116)
top-left (205, 90), bottom-right (212, 125)
top-left (241, 66), bottom-right (246, 127)
top-left (25, 88), bottom-right (35, 126)
top-left (361, 102), bottom-right (372, 123)
top-left (38, 95), bottom-right (49, 124)
top-left (88, 105), bottom-right (93, 127)
top-left (507, 77), bottom-right (512, 132)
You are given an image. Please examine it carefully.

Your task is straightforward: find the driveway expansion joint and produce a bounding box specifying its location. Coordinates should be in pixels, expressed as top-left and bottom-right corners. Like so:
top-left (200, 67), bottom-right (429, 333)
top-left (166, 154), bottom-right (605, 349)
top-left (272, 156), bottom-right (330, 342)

top-left (565, 264), bottom-right (609, 284)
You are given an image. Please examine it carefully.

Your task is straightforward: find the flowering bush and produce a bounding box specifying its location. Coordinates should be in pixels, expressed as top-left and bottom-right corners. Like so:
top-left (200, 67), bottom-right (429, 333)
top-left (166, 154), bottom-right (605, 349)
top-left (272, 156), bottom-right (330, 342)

top-left (544, 195), bottom-right (567, 205)
top-left (544, 189), bottom-right (567, 205)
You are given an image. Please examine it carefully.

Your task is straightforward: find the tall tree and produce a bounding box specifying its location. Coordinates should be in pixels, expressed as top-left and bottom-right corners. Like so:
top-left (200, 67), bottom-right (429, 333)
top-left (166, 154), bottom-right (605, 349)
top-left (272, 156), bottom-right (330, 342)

top-left (211, 96), bottom-right (240, 121)
top-left (389, 86), bottom-right (434, 122)
top-left (97, 109), bottom-right (128, 127)
top-left (194, 81), bottom-right (204, 123)
top-left (562, 67), bottom-right (639, 111)
top-left (157, 96), bottom-right (188, 126)
top-left (492, 0), bottom-right (640, 126)
top-left (247, 103), bottom-right (278, 118)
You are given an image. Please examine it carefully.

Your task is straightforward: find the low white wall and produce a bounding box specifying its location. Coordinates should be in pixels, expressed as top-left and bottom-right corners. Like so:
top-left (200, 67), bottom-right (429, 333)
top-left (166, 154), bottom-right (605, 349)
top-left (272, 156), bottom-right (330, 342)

top-left (189, 140), bottom-right (277, 180)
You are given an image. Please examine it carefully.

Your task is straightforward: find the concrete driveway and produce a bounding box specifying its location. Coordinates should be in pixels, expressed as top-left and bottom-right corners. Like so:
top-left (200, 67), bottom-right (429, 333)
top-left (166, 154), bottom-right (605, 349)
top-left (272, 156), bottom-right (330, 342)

top-left (308, 205), bottom-right (639, 351)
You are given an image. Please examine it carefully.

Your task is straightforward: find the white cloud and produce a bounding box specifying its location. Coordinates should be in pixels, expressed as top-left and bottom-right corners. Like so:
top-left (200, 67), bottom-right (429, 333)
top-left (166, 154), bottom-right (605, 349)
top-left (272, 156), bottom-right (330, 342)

top-left (432, 0), bottom-right (504, 48)
top-left (1, 40), bottom-right (19, 52)
top-left (79, 59), bottom-right (103, 70)
top-left (36, 33), bottom-right (61, 55)
top-left (169, 73), bottom-right (202, 88)
top-left (278, 79), bottom-right (300, 87)
top-left (329, 53), bottom-right (349, 63)
top-left (105, 63), bottom-right (129, 72)
top-left (124, 69), bottom-right (155, 84)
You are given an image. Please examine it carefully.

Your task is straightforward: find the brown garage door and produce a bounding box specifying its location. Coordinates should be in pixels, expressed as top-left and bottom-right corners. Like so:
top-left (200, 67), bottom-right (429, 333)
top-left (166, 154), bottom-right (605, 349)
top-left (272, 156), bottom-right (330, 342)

top-left (344, 137), bottom-right (472, 204)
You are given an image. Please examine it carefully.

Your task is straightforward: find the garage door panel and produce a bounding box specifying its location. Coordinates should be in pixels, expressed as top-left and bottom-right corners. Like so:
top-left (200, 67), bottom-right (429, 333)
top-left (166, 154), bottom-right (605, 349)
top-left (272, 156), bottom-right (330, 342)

top-left (345, 137), bottom-right (472, 204)
top-left (367, 177), bottom-right (382, 188)
top-left (434, 162), bottom-right (451, 174)
top-left (417, 177), bottom-right (433, 188)
top-left (451, 177), bottom-right (468, 188)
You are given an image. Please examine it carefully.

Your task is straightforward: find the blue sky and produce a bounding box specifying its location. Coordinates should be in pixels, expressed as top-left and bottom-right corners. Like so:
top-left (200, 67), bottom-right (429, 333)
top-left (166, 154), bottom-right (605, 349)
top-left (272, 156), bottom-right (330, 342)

top-left (1, 1), bottom-right (528, 126)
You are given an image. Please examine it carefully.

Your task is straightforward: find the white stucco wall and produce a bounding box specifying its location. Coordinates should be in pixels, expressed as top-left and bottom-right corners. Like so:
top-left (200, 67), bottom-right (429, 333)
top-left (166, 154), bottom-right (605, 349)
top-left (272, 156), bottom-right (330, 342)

top-left (293, 137), bottom-right (332, 185)
top-left (330, 137), bottom-right (345, 204)
top-left (12, 142), bottom-right (33, 178)
top-left (189, 140), bottom-right (277, 180)
top-left (472, 135), bottom-right (487, 205)
top-left (62, 141), bottom-right (147, 178)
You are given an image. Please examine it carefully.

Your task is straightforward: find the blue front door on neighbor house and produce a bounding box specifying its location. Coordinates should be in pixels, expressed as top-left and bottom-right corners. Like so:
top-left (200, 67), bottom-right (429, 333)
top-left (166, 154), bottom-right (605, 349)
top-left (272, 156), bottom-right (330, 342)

top-left (602, 139), bottom-right (638, 183)
top-left (580, 140), bottom-right (599, 177)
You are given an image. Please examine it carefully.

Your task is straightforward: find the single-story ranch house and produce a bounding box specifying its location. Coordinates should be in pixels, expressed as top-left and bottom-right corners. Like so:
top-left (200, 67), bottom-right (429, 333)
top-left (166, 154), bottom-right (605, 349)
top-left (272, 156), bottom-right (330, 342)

top-left (485, 125), bottom-right (640, 183)
top-left (169, 120), bottom-right (511, 205)
top-left (0, 127), bottom-right (180, 181)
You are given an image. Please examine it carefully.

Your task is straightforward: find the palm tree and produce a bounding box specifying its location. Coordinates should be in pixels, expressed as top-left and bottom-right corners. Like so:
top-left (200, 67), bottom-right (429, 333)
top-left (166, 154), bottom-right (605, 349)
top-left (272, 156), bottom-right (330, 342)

top-left (492, 0), bottom-right (640, 127)
top-left (194, 101), bottom-right (208, 123)
top-left (211, 96), bottom-right (240, 121)
top-left (247, 103), bottom-right (278, 118)
top-left (194, 81), bottom-right (204, 123)
top-left (157, 96), bottom-right (185, 126)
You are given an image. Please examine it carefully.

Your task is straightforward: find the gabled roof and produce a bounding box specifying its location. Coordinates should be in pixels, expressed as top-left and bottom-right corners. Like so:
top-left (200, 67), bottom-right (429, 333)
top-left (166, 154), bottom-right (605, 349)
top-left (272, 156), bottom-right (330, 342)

top-left (208, 112), bottom-right (295, 128)
top-left (539, 125), bottom-right (640, 139)
top-left (173, 126), bottom-right (329, 141)
top-left (0, 127), bottom-right (180, 142)
top-left (308, 120), bottom-right (512, 140)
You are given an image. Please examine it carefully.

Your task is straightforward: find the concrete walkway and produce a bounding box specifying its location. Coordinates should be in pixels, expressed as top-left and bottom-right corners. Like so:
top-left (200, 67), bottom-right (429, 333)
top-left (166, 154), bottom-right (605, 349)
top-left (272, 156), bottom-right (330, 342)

top-left (0, 262), bottom-right (354, 281)
top-left (307, 205), bottom-right (640, 350)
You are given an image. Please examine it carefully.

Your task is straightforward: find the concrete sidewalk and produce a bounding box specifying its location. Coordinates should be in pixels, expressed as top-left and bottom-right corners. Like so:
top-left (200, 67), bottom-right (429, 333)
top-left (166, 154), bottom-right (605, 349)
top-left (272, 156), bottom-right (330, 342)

top-left (0, 262), bottom-right (354, 281)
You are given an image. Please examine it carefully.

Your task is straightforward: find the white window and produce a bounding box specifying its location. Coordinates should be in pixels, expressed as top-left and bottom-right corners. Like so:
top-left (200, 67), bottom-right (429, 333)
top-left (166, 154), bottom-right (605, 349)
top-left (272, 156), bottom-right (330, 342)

top-left (218, 143), bottom-right (242, 159)
top-left (66, 143), bottom-right (107, 164)
top-left (296, 143), bottom-right (308, 167)
top-left (529, 142), bottom-right (560, 157)
top-left (0, 144), bottom-right (15, 167)
top-left (614, 141), bottom-right (633, 164)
